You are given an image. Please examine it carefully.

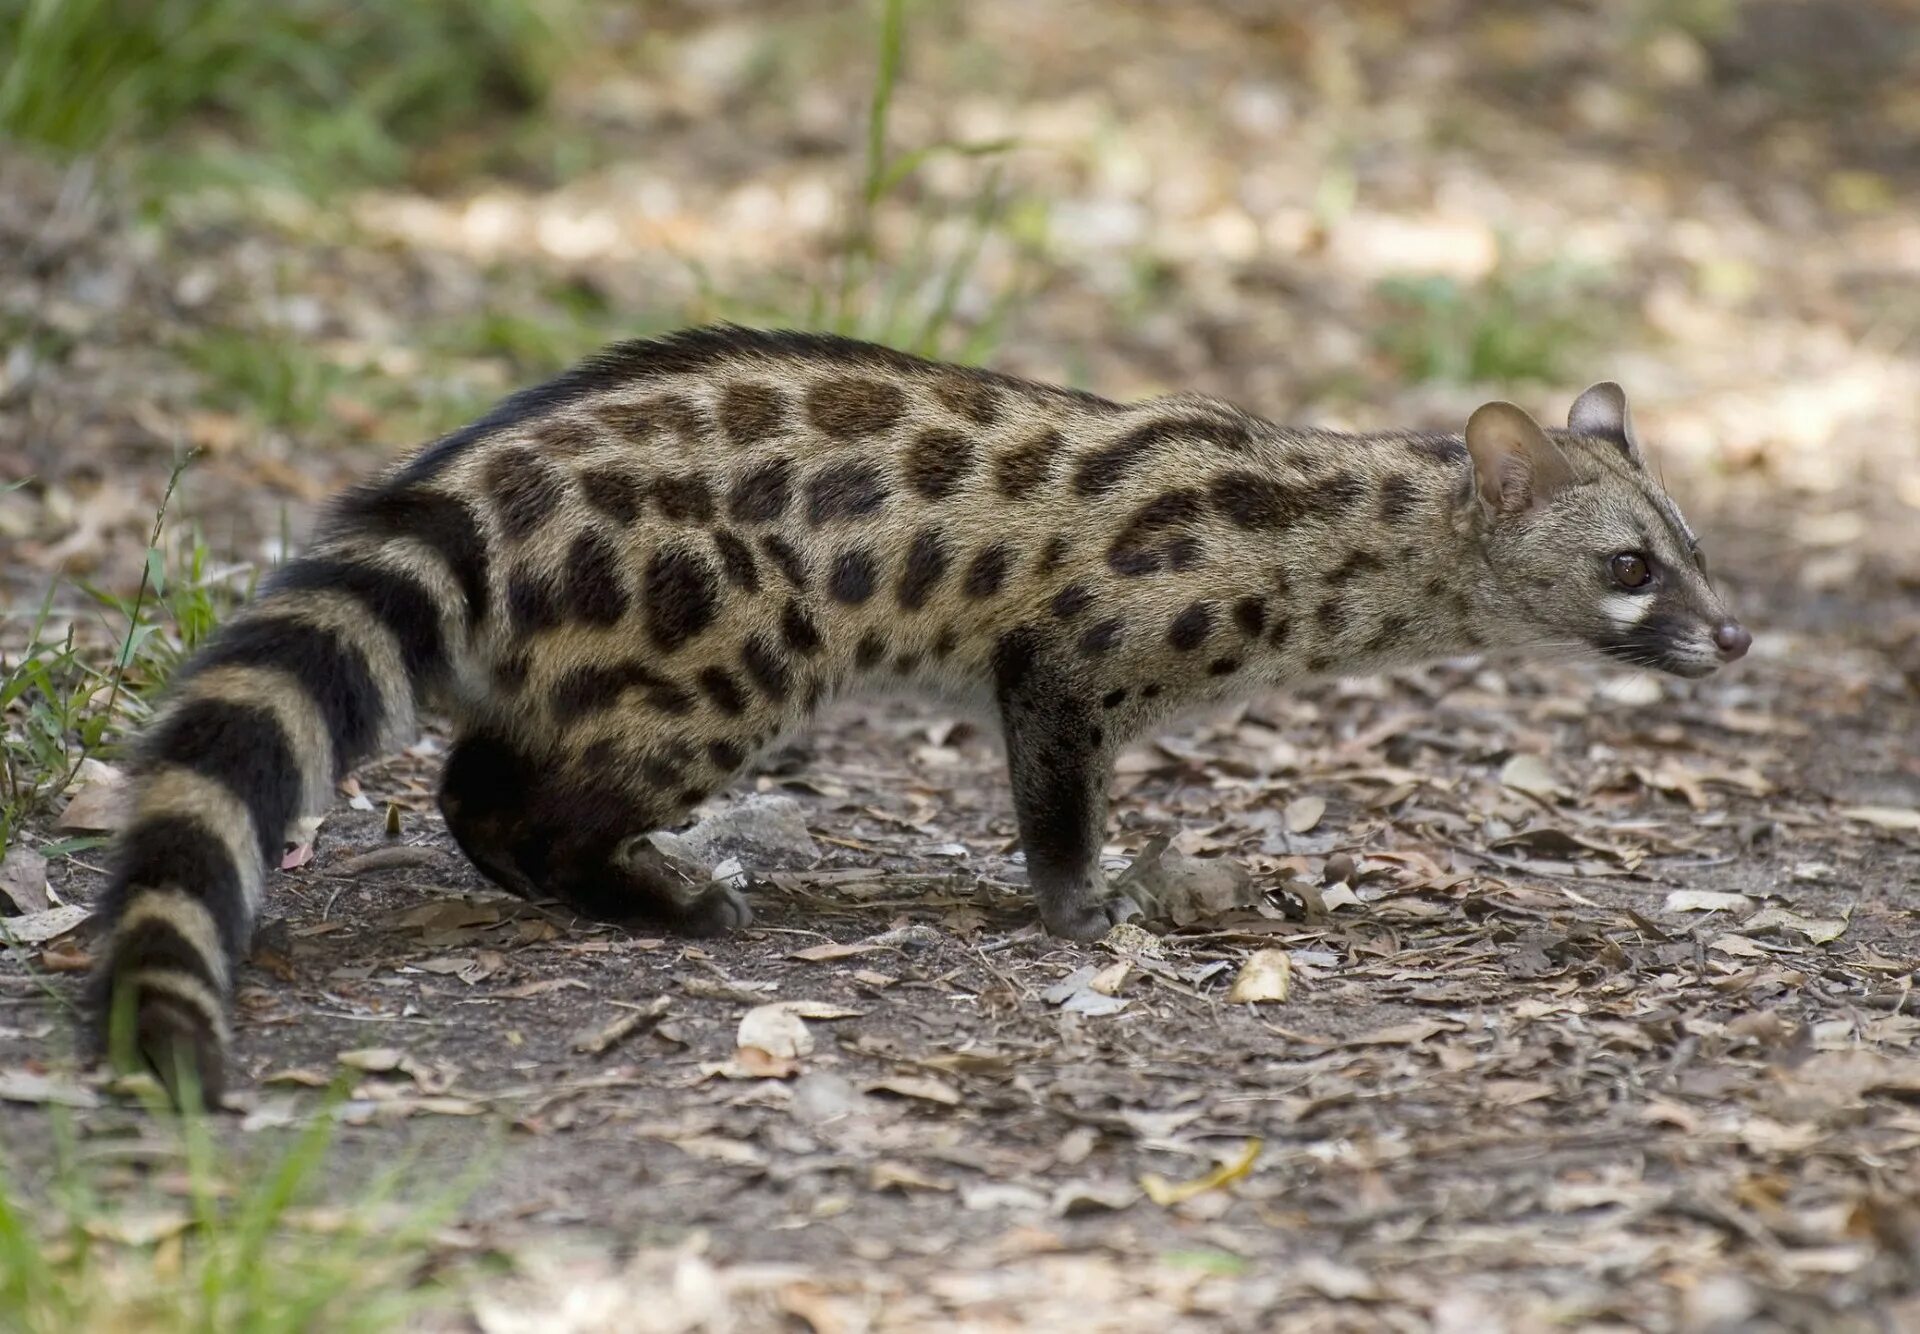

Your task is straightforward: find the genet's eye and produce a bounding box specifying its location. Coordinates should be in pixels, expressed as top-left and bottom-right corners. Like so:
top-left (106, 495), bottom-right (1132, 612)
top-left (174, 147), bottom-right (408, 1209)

top-left (1610, 552), bottom-right (1653, 589)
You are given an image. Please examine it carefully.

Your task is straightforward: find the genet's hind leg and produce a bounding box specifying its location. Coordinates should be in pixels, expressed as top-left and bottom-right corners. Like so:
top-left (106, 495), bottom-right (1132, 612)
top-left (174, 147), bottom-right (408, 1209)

top-left (437, 732), bottom-right (542, 898)
top-left (438, 731), bottom-right (749, 935)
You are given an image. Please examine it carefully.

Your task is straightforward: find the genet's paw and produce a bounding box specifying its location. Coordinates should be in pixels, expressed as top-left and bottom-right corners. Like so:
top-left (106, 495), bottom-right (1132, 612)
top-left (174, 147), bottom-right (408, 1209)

top-left (1039, 892), bottom-right (1140, 942)
top-left (678, 881), bottom-right (754, 936)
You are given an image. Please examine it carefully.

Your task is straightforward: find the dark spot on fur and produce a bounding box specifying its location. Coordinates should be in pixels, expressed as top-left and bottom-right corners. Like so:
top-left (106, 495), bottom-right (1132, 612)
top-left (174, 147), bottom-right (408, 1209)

top-left (507, 569), bottom-right (563, 636)
top-left (551, 661), bottom-right (693, 722)
top-left (495, 651), bottom-right (530, 692)
top-left (484, 446), bottom-right (566, 540)
top-left (1040, 535), bottom-right (1069, 569)
top-left (1306, 653), bottom-right (1332, 673)
top-left (1143, 682), bottom-right (1162, 699)
top-left (1088, 726), bottom-right (1105, 748)
top-left (1210, 470), bottom-right (1365, 530)
top-left (1074, 418), bottom-right (1250, 497)
top-left (595, 393), bottom-right (709, 444)
top-left (741, 634), bottom-right (790, 701)
top-left (579, 466), bottom-right (644, 524)
top-left (1378, 474), bottom-right (1416, 525)
top-left (1108, 544), bottom-right (1161, 577)
top-left (533, 416), bottom-right (594, 454)
top-left (897, 528), bottom-right (949, 611)
top-left (904, 429), bottom-right (976, 500)
top-left (565, 530), bottom-right (629, 626)
top-left (653, 394), bottom-right (711, 442)
top-left (893, 652), bottom-right (921, 675)
top-left (641, 755), bottom-right (683, 788)
top-left (781, 601), bottom-right (823, 655)
top-left (698, 667), bottom-right (748, 715)
top-left (1167, 537), bottom-right (1202, 570)
top-left (1365, 614), bottom-right (1412, 655)
top-left (708, 740), bottom-right (745, 772)
top-left (1268, 616), bottom-right (1293, 648)
top-left (1232, 596), bottom-right (1266, 637)
top-left (806, 377), bottom-right (905, 438)
top-left (1315, 598), bottom-right (1348, 635)
top-left (654, 474), bottom-right (715, 522)
top-left (1208, 657), bottom-right (1239, 676)
top-left (963, 544), bottom-right (1011, 599)
top-left (1424, 575), bottom-right (1449, 597)
top-left (718, 381), bottom-right (789, 446)
top-left (992, 627), bottom-right (1040, 692)
top-left (1133, 488), bottom-right (1204, 530)
top-left (642, 548), bottom-right (720, 651)
top-left (827, 548), bottom-right (878, 604)
top-left (934, 376), bottom-right (1001, 425)
top-left (994, 428), bottom-right (1065, 499)
top-left (1168, 602), bottom-right (1214, 651)
top-left (760, 535), bottom-right (809, 589)
top-left (729, 457), bottom-right (794, 522)
top-left (807, 460), bottom-right (889, 525)
top-left (1051, 583), bottom-right (1093, 619)
top-left (1102, 688), bottom-right (1127, 708)
top-left (1327, 550), bottom-right (1383, 584)
top-left (1315, 472), bottom-right (1368, 514)
top-left (856, 631), bottom-right (888, 669)
top-left (712, 529), bottom-right (759, 591)
top-left (1406, 434), bottom-right (1469, 465)
top-left (933, 625), bottom-right (958, 658)
top-left (1079, 618), bottom-right (1123, 656)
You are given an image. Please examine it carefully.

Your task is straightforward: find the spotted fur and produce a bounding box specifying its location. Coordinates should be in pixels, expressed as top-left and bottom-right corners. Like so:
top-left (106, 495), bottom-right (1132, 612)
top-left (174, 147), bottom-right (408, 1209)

top-left (92, 326), bottom-right (1744, 1103)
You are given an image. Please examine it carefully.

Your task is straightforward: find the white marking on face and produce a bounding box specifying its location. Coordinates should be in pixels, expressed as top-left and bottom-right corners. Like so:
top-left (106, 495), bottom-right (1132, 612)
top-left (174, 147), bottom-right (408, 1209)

top-left (1601, 593), bottom-right (1653, 628)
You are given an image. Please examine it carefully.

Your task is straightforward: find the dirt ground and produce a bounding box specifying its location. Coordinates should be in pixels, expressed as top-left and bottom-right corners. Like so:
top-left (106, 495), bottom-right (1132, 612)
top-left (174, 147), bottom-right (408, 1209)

top-left (4, 2), bottom-right (1920, 1330)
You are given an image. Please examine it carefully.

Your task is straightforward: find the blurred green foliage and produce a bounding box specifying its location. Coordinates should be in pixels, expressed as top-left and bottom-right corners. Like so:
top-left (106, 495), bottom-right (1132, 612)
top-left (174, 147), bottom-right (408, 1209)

top-left (0, 0), bottom-right (576, 186)
top-left (1375, 257), bottom-right (1614, 386)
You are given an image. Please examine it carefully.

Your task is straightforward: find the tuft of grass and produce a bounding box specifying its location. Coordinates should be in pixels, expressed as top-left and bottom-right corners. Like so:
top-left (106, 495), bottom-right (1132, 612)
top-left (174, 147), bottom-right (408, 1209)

top-left (0, 1086), bottom-right (482, 1333)
top-left (1, 458), bottom-right (245, 860)
top-left (1374, 253), bottom-right (1614, 387)
top-left (0, 0), bottom-right (579, 190)
top-left (175, 329), bottom-right (347, 434)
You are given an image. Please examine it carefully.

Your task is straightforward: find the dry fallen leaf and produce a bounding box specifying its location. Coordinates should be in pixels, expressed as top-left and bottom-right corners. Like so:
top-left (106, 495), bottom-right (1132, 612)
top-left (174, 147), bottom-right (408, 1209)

top-left (1140, 1137), bottom-right (1262, 1206)
top-left (1665, 890), bottom-right (1756, 914)
top-left (1839, 806), bottom-right (1920, 833)
top-left (1284, 795), bottom-right (1326, 834)
top-left (337, 1047), bottom-right (407, 1073)
top-left (56, 769), bottom-right (130, 832)
top-left (738, 1003), bottom-right (814, 1061)
top-left (1744, 906), bottom-right (1849, 945)
top-left (1088, 961), bottom-right (1131, 996)
top-left (1042, 965), bottom-right (1129, 1016)
top-left (1227, 949), bottom-right (1292, 1003)
top-left (866, 1075), bottom-right (961, 1106)
top-left (0, 1069), bottom-right (100, 1108)
top-left (573, 995), bottom-right (671, 1056)
top-left (0, 846), bottom-right (50, 914)
top-left (787, 941), bottom-right (883, 962)
top-left (0, 904), bottom-right (91, 945)
top-left (1499, 754), bottom-right (1569, 802)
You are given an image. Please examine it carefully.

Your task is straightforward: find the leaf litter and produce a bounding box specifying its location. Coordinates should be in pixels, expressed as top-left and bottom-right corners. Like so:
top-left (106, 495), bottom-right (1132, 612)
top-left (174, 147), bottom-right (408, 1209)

top-left (4, 3), bottom-right (1920, 1327)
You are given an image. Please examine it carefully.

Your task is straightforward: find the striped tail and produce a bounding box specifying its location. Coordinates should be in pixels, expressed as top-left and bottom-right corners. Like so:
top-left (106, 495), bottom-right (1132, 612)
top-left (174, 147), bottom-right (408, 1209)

top-left (92, 484), bottom-right (482, 1105)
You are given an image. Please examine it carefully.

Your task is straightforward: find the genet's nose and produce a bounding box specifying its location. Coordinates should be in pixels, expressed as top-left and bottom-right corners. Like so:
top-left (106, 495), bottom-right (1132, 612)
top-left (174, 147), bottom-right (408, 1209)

top-left (1713, 621), bottom-right (1751, 661)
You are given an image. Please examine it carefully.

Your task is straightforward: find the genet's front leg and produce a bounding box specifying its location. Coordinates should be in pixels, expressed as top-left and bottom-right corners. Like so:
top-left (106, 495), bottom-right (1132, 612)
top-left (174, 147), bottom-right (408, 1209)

top-left (994, 631), bottom-right (1135, 939)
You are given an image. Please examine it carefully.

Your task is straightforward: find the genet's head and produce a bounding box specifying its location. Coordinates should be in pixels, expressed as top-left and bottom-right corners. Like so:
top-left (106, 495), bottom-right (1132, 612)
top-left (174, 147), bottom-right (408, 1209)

top-left (1465, 383), bottom-right (1748, 679)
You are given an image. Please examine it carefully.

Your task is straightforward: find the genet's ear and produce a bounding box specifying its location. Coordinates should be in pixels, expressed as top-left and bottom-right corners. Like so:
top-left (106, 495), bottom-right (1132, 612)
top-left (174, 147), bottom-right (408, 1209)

top-left (1567, 381), bottom-right (1641, 465)
top-left (1465, 400), bottom-right (1571, 515)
